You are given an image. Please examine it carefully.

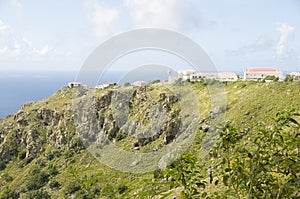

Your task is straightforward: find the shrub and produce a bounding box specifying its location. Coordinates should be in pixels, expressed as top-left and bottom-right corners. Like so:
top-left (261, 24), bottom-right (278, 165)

top-left (25, 190), bottom-right (50, 199)
top-left (100, 185), bottom-right (115, 198)
top-left (284, 75), bottom-right (294, 82)
top-left (212, 111), bottom-right (300, 198)
top-left (2, 173), bottom-right (13, 182)
top-left (0, 161), bottom-right (6, 171)
top-left (164, 153), bottom-right (206, 197)
top-left (115, 132), bottom-right (127, 141)
top-left (149, 80), bottom-right (161, 84)
top-left (124, 82), bottom-right (131, 86)
top-left (64, 181), bottom-right (81, 195)
top-left (264, 75), bottom-right (279, 81)
top-left (0, 189), bottom-right (19, 199)
top-left (118, 184), bottom-right (128, 194)
top-left (153, 168), bottom-right (164, 179)
top-left (47, 164), bottom-right (59, 176)
top-left (18, 150), bottom-right (26, 160)
top-left (49, 180), bottom-right (60, 189)
top-left (25, 170), bottom-right (49, 191)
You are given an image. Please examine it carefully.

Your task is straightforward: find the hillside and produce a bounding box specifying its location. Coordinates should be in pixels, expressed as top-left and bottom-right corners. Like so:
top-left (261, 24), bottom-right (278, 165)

top-left (0, 81), bottom-right (299, 198)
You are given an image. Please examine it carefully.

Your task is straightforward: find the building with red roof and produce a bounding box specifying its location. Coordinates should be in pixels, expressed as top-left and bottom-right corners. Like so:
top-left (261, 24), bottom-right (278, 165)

top-left (244, 68), bottom-right (282, 81)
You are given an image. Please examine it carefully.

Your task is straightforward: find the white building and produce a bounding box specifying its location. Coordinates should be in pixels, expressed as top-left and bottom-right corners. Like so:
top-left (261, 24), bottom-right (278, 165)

top-left (68, 82), bottom-right (81, 88)
top-left (168, 69), bottom-right (176, 84)
top-left (132, 81), bottom-right (147, 87)
top-left (289, 72), bottom-right (300, 79)
top-left (95, 82), bottom-right (115, 89)
top-left (190, 72), bottom-right (238, 82)
top-left (178, 70), bottom-right (196, 81)
top-left (218, 72), bottom-right (238, 82)
top-left (244, 68), bottom-right (282, 81)
top-left (190, 73), bottom-right (218, 82)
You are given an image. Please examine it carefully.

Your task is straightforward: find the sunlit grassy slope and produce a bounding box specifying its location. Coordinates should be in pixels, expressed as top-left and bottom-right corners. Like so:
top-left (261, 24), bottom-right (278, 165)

top-left (0, 81), bottom-right (299, 198)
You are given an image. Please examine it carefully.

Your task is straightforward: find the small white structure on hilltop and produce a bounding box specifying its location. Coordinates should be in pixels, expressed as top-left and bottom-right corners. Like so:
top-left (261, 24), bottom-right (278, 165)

top-left (219, 72), bottom-right (238, 82)
top-left (68, 82), bottom-right (81, 88)
top-left (178, 70), bottom-right (196, 81)
top-left (244, 68), bottom-right (282, 81)
top-left (132, 81), bottom-right (147, 87)
top-left (95, 82), bottom-right (115, 89)
top-left (289, 72), bottom-right (300, 79)
top-left (168, 69), bottom-right (176, 84)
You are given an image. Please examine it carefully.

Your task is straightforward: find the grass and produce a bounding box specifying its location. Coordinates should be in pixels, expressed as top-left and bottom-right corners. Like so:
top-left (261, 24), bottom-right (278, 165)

top-left (0, 81), bottom-right (300, 198)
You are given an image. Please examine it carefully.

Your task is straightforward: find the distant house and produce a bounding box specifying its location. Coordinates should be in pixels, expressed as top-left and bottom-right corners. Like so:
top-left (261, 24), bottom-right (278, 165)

top-left (178, 70), bottom-right (196, 81)
top-left (218, 72), bottom-right (238, 82)
top-left (289, 72), bottom-right (300, 79)
top-left (244, 68), bottom-right (282, 81)
top-left (132, 81), bottom-right (147, 87)
top-left (190, 73), bottom-right (218, 81)
top-left (95, 82), bottom-right (115, 89)
top-left (68, 82), bottom-right (81, 88)
top-left (190, 72), bottom-right (238, 82)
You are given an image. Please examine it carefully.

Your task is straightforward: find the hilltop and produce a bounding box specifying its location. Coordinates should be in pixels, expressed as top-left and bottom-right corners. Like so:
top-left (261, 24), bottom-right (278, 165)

top-left (0, 81), bottom-right (299, 198)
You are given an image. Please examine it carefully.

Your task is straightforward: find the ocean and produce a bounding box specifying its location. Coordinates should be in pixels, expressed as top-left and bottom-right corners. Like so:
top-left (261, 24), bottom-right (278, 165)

top-left (0, 67), bottom-right (172, 118)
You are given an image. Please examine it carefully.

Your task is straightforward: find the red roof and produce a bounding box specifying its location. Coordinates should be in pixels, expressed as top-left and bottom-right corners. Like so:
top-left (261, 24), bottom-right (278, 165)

top-left (245, 68), bottom-right (281, 73)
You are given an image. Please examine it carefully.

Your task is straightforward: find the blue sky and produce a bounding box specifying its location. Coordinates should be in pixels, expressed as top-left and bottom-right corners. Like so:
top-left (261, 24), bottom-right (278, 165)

top-left (0, 0), bottom-right (299, 72)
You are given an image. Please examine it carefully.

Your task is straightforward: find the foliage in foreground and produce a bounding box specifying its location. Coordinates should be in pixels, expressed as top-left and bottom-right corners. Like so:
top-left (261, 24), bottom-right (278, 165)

top-left (162, 110), bottom-right (300, 198)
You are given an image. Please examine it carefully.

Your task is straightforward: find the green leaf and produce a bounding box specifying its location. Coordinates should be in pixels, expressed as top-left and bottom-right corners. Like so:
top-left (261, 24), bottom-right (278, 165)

top-left (223, 175), bottom-right (229, 186)
top-left (225, 168), bottom-right (231, 172)
top-left (196, 182), bottom-right (206, 188)
top-left (214, 179), bottom-right (219, 186)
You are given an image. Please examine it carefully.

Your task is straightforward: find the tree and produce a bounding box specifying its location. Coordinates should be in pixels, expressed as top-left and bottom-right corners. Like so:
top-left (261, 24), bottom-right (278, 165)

top-left (284, 75), bottom-right (294, 82)
top-left (211, 111), bottom-right (300, 198)
top-left (164, 153), bottom-right (207, 198)
top-left (123, 82), bottom-right (131, 87)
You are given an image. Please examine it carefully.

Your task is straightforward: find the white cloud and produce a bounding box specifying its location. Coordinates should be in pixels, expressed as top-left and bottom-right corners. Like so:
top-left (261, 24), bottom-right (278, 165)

top-left (228, 36), bottom-right (274, 56)
top-left (85, 0), bottom-right (119, 37)
top-left (0, 21), bottom-right (8, 33)
top-left (10, 0), bottom-right (22, 9)
top-left (32, 45), bottom-right (50, 56)
top-left (10, 0), bottom-right (22, 17)
top-left (84, 0), bottom-right (213, 37)
top-left (125, 0), bottom-right (208, 31)
top-left (276, 22), bottom-right (294, 58)
top-left (0, 20), bottom-right (69, 60)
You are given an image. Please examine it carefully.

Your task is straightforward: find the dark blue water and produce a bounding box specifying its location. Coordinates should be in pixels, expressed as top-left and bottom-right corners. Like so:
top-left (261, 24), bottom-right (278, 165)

top-left (0, 68), bottom-right (170, 118)
top-left (0, 70), bottom-right (76, 118)
top-left (0, 68), bottom-right (247, 118)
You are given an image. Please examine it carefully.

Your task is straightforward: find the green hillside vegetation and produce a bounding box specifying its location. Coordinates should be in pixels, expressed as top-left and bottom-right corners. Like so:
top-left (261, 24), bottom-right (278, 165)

top-left (0, 80), bottom-right (299, 198)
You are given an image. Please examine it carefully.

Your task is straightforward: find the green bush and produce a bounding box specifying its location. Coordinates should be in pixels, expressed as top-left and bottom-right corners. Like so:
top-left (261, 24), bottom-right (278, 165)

top-left (18, 150), bottom-right (26, 160)
top-left (2, 173), bottom-right (13, 182)
top-left (284, 75), bottom-right (294, 82)
top-left (0, 189), bottom-right (19, 199)
top-left (149, 80), bottom-right (161, 84)
top-left (25, 170), bottom-right (49, 191)
top-left (49, 180), bottom-right (60, 189)
top-left (100, 185), bottom-right (115, 198)
top-left (47, 164), bottom-right (59, 176)
top-left (164, 153), bottom-right (206, 198)
top-left (118, 184), bottom-right (128, 194)
top-left (64, 181), bottom-right (81, 195)
top-left (25, 190), bottom-right (50, 199)
top-left (115, 132), bottom-right (127, 141)
top-left (123, 82), bottom-right (131, 86)
top-left (0, 161), bottom-right (6, 171)
top-left (212, 111), bottom-right (300, 198)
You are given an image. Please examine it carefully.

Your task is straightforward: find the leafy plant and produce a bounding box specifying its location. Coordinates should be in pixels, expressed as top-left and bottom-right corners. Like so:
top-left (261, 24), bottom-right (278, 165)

top-left (0, 161), bottom-right (6, 171)
top-left (212, 111), bottom-right (300, 198)
top-left (25, 170), bottom-right (49, 191)
top-left (164, 153), bottom-right (207, 198)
